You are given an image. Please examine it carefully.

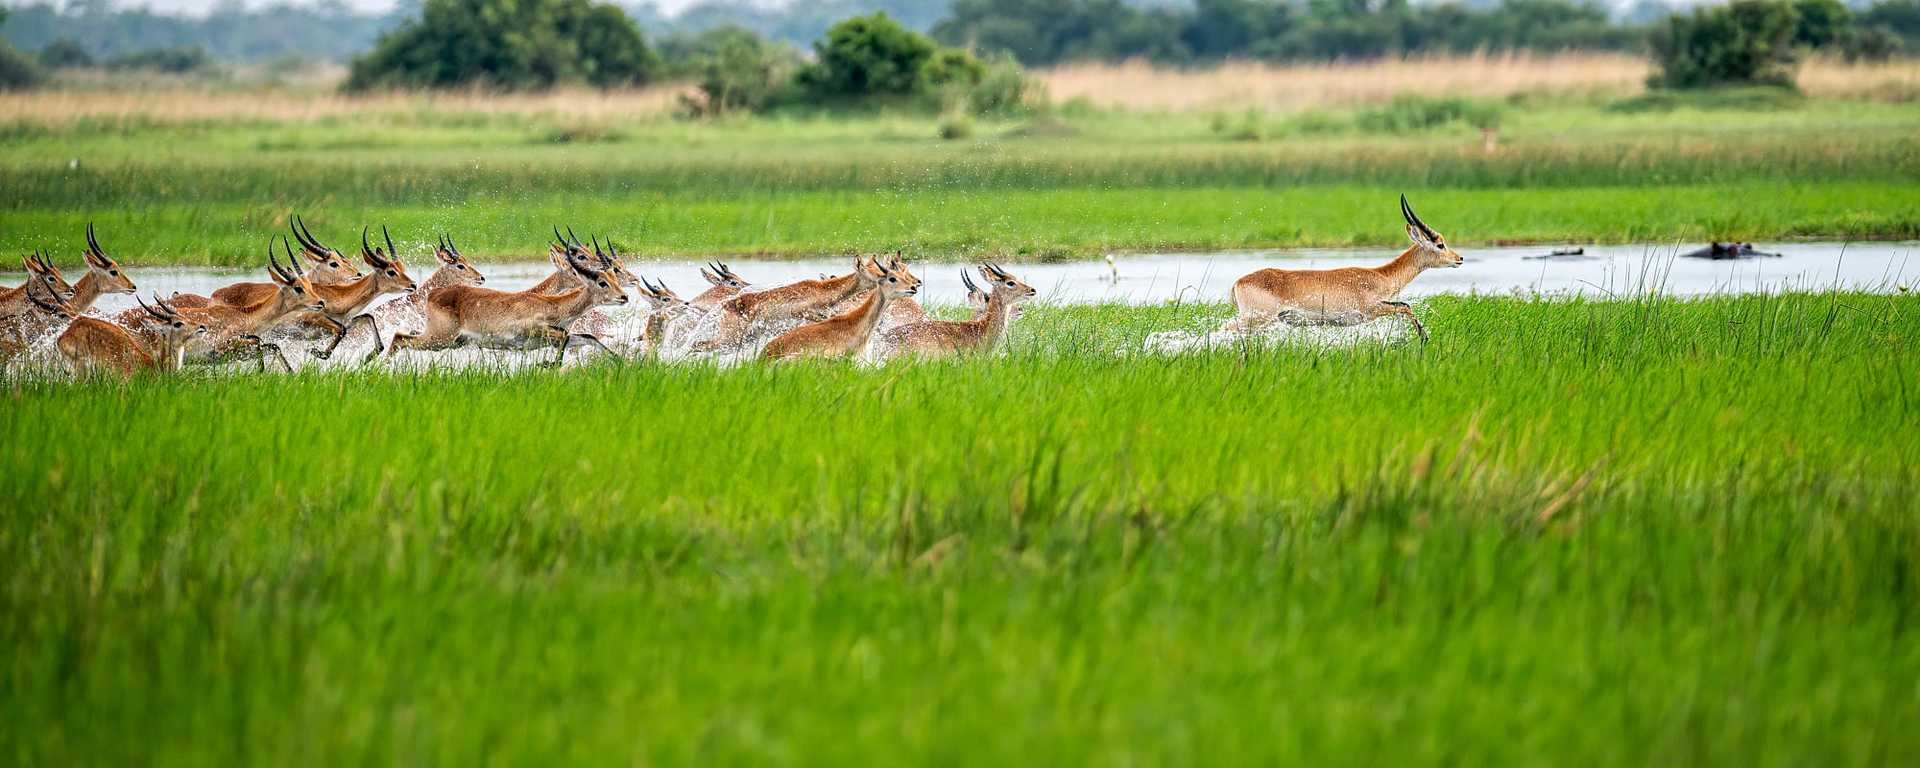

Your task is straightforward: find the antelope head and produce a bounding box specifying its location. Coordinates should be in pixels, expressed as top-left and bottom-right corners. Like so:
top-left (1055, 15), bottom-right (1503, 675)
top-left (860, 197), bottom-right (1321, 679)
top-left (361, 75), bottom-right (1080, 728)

top-left (269, 237), bottom-right (328, 314)
top-left (1401, 195), bottom-right (1463, 269)
top-left (960, 268), bottom-right (988, 313)
top-left (702, 261), bottom-right (749, 290)
top-left (869, 252), bottom-right (921, 299)
top-left (433, 234), bottom-right (485, 286)
top-left (589, 236), bottom-right (643, 287)
top-left (22, 251), bottom-right (76, 301)
top-left (289, 215), bottom-right (366, 283)
top-left (137, 293), bottom-right (209, 344)
top-left (568, 258), bottom-right (629, 308)
top-left (81, 223), bottom-right (137, 296)
top-left (361, 226), bottom-right (419, 295)
top-left (979, 263), bottom-right (1038, 304)
top-left (25, 278), bottom-right (76, 320)
top-left (637, 276), bottom-right (690, 313)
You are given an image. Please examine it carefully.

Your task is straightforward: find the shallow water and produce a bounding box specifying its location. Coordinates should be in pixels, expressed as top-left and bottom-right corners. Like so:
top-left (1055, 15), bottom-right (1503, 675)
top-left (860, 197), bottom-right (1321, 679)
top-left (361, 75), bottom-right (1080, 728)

top-left (16, 241), bottom-right (1912, 317)
top-left (5, 241), bottom-right (1913, 373)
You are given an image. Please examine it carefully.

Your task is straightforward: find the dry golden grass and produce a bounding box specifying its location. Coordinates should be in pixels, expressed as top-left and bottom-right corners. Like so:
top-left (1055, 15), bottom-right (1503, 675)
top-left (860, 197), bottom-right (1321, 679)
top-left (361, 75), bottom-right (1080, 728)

top-left (1038, 53), bottom-right (1920, 110)
top-left (1038, 53), bottom-right (1651, 110)
top-left (0, 81), bottom-right (691, 124)
top-left (1799, 56), bottom-right (1920, 100)
top-left (0, 54), bottom-right (1912, 124)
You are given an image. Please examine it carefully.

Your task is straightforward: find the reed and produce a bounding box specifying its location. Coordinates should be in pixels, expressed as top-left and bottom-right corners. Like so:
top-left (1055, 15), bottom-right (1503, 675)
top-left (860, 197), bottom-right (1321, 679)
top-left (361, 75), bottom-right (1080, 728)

top-left (3, 295), bottom-right (1917, 764)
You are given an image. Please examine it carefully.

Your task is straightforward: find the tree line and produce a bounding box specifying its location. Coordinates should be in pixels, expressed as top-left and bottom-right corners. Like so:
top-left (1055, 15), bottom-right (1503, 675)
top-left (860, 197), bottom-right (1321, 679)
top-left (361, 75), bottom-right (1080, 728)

top-left (5, 0), bottom-right (1918, 95)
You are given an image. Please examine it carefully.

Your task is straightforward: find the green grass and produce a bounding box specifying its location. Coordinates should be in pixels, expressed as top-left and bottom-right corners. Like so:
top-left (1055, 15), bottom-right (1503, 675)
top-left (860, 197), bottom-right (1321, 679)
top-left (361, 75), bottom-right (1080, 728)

top-left (3, 99), bottom-right (1917, 265)
top-left (5, 296), bottom-right (1918, 764)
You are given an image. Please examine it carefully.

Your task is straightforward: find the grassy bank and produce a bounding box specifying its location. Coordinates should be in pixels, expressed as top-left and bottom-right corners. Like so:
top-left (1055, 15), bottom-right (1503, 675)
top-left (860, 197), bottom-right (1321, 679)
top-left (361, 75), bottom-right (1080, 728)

top-left (4, 296), bottom-right (1918, 764)
top-left (1, 92), bottom-right (1916, 264)
top-left (5, 182), bottom-right (1916, 265)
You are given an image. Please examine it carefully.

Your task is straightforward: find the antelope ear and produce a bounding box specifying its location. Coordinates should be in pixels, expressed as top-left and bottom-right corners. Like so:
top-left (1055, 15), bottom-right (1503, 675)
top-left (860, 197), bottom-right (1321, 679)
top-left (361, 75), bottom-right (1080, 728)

top-left (1406, 222), bottom-right (1438, 250)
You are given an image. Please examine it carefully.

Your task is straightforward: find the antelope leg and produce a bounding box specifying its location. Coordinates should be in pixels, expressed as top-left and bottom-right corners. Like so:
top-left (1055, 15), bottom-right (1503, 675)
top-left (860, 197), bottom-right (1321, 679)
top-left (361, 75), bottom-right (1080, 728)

top-left (1382, 301), bottom-right (1428, 343)
top-left (309, 315), bottom-right (350, 359)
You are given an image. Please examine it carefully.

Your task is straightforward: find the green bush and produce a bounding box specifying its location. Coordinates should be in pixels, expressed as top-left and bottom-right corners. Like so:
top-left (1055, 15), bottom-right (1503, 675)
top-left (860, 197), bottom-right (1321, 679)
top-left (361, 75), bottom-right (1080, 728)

top-left (0, 41), bottom-right (41, 91)
top-left (966, 53), bottom-right (1032, 115)
top-left (345, 0), bottom-right (660, 92)
top-left (1650, 0), bottom-right (1801, 90)
top-left (795, 12), bottom-right (936, 100)
top-left (673, 26), bottom-right (800, 117)
top-left (921, 47), bottom-right (986, 93)
top-left (787, 12), bottom-right (1032, 116)
top-left (36, 37), bottom-right (92, 69)
top-left (1791, 0), bottom-right (1852, 48)
top-left (1354, 95), bottom-right (1503, 134)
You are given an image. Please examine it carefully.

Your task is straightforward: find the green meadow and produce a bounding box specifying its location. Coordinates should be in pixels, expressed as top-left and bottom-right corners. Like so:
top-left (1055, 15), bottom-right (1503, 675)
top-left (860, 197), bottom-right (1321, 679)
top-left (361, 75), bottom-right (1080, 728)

top-left (5, 296), bottom-right (1919, 764)
top-left (3, 97), bottom-right (1917, 264)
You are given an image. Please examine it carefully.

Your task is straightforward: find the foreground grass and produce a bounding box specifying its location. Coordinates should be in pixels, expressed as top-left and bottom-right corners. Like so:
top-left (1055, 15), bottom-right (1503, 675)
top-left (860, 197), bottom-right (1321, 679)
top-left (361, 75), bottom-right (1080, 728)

top-left (4, 296), bottom-right (1918, 764)
top-left (2, 97), bottom-right (1917, 264)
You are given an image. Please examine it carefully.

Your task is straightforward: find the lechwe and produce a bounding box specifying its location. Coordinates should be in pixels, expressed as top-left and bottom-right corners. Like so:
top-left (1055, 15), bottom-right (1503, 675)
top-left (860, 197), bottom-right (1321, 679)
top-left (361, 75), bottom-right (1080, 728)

top-left (59, 295), bottom-right (207, 377)
top-left (692, 254), bottom-right (887, 353)
top-left (879, 263), bottom-right (1035, 359)
top-left (632, 276), bottom-right (692, 356)
top-left (689, 262), bottom-right (750, 311)
top-left (1223, 195), bottom-right (1461, 340)
top-left (386, 250), bottom-right (629, 367)
top-left (174, 216), bottom-right (364, 309)
top-left (2, 252), bottom-right (76, 322)
top-left (13, 224), bottom-right (141, 344)
top-left (761, 256), bottom-right (920, 361)
top-left (289, 227), bottom-right (418, 361)
top-left (373, 234), bottom-right (486, 332)
top-left (2, 279), bottom-right (77, 359)
top-left (113, 241), bottom-right (328, 371)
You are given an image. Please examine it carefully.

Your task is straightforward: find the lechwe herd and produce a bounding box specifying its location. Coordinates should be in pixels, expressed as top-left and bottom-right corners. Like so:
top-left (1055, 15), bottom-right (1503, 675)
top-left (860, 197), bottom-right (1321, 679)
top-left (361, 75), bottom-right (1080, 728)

top-left (3, 197), bottom-right (1458, 377)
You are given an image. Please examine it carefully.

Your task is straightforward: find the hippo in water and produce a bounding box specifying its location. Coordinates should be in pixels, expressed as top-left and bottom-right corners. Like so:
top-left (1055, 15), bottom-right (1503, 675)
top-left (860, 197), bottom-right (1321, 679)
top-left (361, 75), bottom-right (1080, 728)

top-left (1681, 242), bottom-right (1781, 260)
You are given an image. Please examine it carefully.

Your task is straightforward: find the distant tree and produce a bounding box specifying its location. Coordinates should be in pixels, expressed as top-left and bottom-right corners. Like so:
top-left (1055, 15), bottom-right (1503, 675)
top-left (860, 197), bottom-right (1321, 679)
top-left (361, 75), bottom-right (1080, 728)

top-left (1183, 0), bottom-right (1295, 61)
top-left (673, 25), bottom-right (800, 116)
top-left (106, 45), bottom-right (211, 73)
top-left (0, 9), bottom-right (45, 90)
top-left (1650, 0), bottom-right (1801, 90)
top-left (795, 12), bottom-right (935, 98)
top-left (1790, 0), bottom-right (1852, 48)
top-left (1860, 0), bottom-right (1920, 47)
top-left (36, 37), bottom-right (91, 68)
top-left (345, 0), bottom-right (660, 91)
top-left (1842, 24), bottom-right (1903, 60)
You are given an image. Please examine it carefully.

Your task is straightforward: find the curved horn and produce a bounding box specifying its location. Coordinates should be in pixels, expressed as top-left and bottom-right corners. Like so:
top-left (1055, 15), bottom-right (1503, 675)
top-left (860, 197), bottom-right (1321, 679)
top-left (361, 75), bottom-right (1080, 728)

top-left (360, 226), bottom-right (389, 269)
top-left (153, 293), bottom-right (181, 317)
top-left (284, 235), bottom-right (306, 277)
top-left (566, 227), bottom-right (583, 247)
top-left (872, 256), bottom-right (891, 276)
top-left (591, 235), bottom-right (605, 260)
top-left (137, 293), bottom-right (170, 321)
top-left (382, 225), bottom-right (398, 264)
top-left (1401, 194), bottom-right (1436, 238)
top-left (85, 222), bottom-right (109, 264)
top-left (28, 287), bottom-right (68, 315)
top-left (552, 227), bottom-right (568, 250)
top-left (446, 235), bottom-right (460, 256)
top-left (268, 239), bottom-right (293, 284)
top-left (960, 268), bottom-right (979, 294)
top-left (291, 215), bottom-right (327, 256)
